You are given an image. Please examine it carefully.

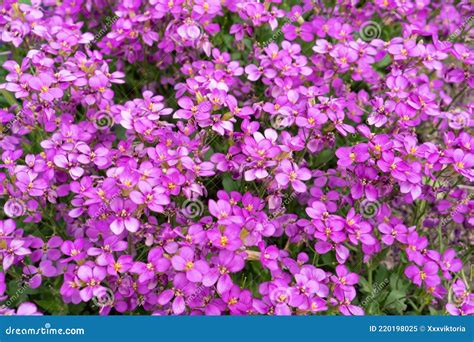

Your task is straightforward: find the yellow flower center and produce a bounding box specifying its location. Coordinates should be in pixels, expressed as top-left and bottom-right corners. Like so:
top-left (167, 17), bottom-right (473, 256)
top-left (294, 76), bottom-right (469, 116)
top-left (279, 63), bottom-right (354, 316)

top-left (220, 236), bottom-right (228, 247)
top-left (289, 171), bottom-right (298, 181)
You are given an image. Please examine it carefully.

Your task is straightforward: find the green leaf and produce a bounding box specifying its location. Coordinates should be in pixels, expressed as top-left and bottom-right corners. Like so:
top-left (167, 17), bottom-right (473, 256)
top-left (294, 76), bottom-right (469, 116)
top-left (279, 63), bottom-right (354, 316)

top-left (358, 276), bottom-right (371, 294)
top-left (373, 266), bottom-right (389, 285)
top-left (0, 90), bottom-right (19, 108)
top-left (36, 298), bottom-right (69, 315)
top-left (384, 289), bottom-right (407, 314)
top-left (114, 125), bottom-right (127, 141)
top-left (390, 272), bottom-right (409, 291)
top-left (222, 174), bottom-right (240, 192)
top-left (375, 54), bottom-right (392, 69)
top-left (313, 149), bottom-right (335, 168)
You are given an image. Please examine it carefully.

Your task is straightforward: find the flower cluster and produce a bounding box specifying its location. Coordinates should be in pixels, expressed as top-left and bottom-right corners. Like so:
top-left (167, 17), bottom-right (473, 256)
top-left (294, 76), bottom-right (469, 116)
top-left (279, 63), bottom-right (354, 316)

top-left (0, 0), bottom-right (472, 316)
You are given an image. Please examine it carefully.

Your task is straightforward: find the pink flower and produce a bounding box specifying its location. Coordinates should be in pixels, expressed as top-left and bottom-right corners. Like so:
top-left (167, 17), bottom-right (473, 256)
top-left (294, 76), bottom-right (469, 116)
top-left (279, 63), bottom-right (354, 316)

top-left (28, 73), bottom-right (63, 101)
top-left (171, 247), bottom-right (209, 282)
top-left (275, 160), bottom-right (311, 192)
top-left (405, 262), bottom-right (440, 287)
top-left (109, 199), bottom-right (140, 235)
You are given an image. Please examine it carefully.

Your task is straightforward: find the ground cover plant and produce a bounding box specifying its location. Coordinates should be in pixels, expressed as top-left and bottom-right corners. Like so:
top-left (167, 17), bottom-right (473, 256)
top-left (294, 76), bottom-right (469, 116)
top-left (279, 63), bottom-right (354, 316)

top-left (0, 0), bottom-right (472, 316)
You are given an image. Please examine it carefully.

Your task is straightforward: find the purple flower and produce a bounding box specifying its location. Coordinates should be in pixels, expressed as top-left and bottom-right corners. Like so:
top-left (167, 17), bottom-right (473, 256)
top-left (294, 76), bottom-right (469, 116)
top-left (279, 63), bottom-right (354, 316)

top-left (2, 239), bottom-right (30, 270)
top-left (130, 181), bottom-right (170, 213)
top-left (15, 171), bottom-right (48, 196)
top-left (28, 73), bottom-right (63, 101)
top-left (207, 225), bottom-right (242, 251)
top-left (202, 250), bottom-right (244, 294)
top-left (61, 239), bottom-right (87, 264)
top-left (15, 302), bottom-right (42, 316)
top-left (378, 223), bottom-right (407, 245)
top-left (331, 265), bottom-right (359, 292)
top-left (221, 285), bottom-right (252, 314)
top-left (275, 160), bottom-right (311, 192)
top-left (0, 0), bottom-right (471, 318)
top-left (427, 249), bottom-right (462, 280)
top-left (77, 265), bottom-right (107, 302)
top-left (88, 236), bottom-right (128, 266)
top-left (23, 261), bottom-right (57, 288)
top-left (171, 247), bottom-right (209, 283)
top-left (53, 153), bottom-right (84, 180)
top-left (405, 232), bottom-right (428, 266)
top-left (336, 144), bottom-right (369, 167)
top-left (158, 273), bottom-right (194, 315)
top-left (208, 200), bottom-right (243, 226)
top-left (109, 198), bottom-right (140, 235)
top-left (130, 247), bottom-right (170, 283)
top-left (1, 20), bottom-right (30, 47)
top-left (405, 262), bottom-right (440, 288)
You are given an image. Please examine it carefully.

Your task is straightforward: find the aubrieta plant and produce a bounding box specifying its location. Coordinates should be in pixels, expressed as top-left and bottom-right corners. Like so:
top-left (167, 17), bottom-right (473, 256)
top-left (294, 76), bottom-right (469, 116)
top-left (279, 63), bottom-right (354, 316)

top-left (0, 0), bottom-right (472, 316)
